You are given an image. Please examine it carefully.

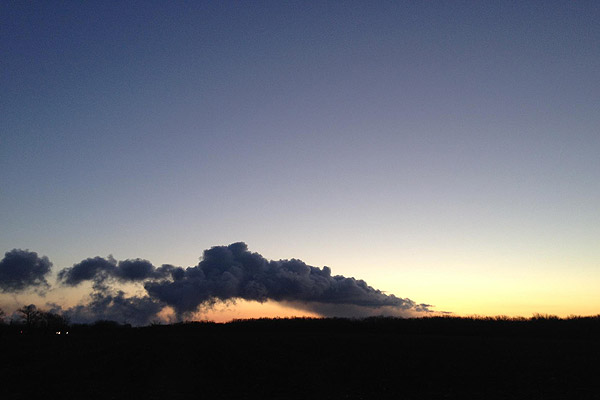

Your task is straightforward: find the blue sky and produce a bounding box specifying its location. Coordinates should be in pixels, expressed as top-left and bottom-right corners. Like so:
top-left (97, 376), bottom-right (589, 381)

top-left (1, 1), bottom-right (599, 319)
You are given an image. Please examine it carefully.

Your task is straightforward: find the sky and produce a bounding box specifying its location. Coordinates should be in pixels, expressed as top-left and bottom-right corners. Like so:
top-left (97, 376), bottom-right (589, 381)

top-left (1, 1), bottom-right (599, 323)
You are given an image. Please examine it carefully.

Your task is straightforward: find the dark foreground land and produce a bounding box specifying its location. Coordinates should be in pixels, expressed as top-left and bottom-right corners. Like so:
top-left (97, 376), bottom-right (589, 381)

top-left (3, 316), bottom-right (600, 399)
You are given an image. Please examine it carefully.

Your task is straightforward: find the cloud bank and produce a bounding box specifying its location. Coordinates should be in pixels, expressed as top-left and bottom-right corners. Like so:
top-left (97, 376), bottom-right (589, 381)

top-left (2, 243), bottom-right (433, 325)
top-left (143, 242), bottom-right (431, 318)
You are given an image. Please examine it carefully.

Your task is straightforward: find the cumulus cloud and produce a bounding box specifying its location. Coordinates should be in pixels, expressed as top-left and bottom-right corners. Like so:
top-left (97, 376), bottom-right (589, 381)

top-left (52, 290), bottom-right (164, 326)
top-left (46, 242), bottom-right (434, 324)
top-left (57, 256), bottom-right (116, 287)
top-left (0, 249), bottom-right (52, 293)
top-left (144, 242), bottom-right (432, 318)
top-left (58, 256), bottom-right (170, 290)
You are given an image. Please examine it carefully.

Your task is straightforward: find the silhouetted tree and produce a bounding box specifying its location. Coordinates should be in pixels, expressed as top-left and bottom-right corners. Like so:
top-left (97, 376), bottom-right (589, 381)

top-left (40, 311), bottom-right (69, 331)
top-left (14, 305), bottom-right (70, 332)
top-left (18, 304), bottom-right (41, 330)
top-left (0, 308), bottom-right (5, 324)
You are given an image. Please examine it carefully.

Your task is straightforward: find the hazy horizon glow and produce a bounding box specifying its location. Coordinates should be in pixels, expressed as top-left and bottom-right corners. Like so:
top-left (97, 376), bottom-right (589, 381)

top-left (2, 1), bottom-right (599, 321)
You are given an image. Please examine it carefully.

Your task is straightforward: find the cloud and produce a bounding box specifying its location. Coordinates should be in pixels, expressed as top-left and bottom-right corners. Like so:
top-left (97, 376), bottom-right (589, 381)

top-left (144, 242), bottom-right (432, 317)
top-left (51, 290), bottom-right (164, 326)
top-left (0, 249), bottom-right (52, 293)
top-left (115, 259), bottom-right (156, 281)
top-left (58, 256), bottom-right (169, 289)
top-left (284, 301), bottom-right (434, 319)
top-left (57, 256), bottom-right (117, 287)
top-left (49, 242), bottom-right (434, 324)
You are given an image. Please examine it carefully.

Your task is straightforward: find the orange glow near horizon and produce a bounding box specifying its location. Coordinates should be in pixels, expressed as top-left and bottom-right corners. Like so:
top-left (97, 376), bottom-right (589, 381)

top-left (187, 300), bottom-right (321, 323)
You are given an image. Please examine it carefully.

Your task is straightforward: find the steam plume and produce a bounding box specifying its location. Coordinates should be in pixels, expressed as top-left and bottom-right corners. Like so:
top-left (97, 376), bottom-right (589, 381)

top-left (144, 242), bottom-right (431, 317)
top-left (48, 242), bottom-right (433, 324)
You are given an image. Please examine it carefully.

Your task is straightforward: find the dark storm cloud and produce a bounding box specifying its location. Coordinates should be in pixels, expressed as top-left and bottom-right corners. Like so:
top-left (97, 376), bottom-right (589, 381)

top-left (0, 249), bottom-right (52, 293)
top-left (144, 242), bottom-right (431, 316)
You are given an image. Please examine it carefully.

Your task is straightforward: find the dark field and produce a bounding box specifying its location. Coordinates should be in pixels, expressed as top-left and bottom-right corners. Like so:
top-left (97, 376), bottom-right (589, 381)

top-left (3, 316), bottom-right (600, 399)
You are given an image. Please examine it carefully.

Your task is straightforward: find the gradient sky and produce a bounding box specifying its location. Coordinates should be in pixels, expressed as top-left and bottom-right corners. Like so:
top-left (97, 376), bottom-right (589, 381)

top-left (2, 1), bottom-right (599, 319)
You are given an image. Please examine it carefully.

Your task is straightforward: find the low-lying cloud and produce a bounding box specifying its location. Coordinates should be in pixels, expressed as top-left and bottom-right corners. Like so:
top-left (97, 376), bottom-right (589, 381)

top-left (50, 291), bottom-right (164, 326)
top-left (2, 243), bottom-right (433, 325)
top-left (144, 242), bottom-right (431, 318)
top-left (57, 256), bottom-right (168, 289)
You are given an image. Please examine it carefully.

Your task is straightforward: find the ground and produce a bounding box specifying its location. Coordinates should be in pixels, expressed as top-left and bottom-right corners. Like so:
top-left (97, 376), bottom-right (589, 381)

top-left (2, 317), bottom-right (600, 399)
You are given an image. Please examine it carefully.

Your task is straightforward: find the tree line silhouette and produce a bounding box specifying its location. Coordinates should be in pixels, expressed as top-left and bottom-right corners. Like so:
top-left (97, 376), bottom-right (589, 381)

top-left (3, 303), bottom-right (600, 339)
top-left (3, 310), bottom-right (600, 399)
top-left (0, 304), bottom-right (69, 333)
